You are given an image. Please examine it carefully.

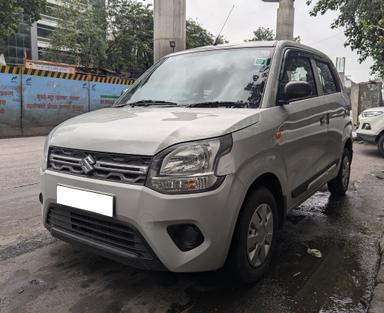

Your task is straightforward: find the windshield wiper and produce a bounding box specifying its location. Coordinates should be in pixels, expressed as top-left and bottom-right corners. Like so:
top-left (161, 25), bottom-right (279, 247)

top-left (187, 101), bottom-right (249, 108)
top-left (116, 100), bottom-right (179, 108)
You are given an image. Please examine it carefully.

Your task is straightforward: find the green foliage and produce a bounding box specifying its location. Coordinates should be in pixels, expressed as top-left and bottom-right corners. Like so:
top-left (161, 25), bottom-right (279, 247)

top-left (245, 27), bottom-right (301, 42)
top-left (44, 0), bottom-right (107, 68)
top-left (0, 0), bottom-right (46, 39)
top-left (246, 27), bottom-right (275, 41)
top-left (307, 0), bottom-right (384, 77)
top-left (186, 19), bottom-right (214, 48)
top-left (186, 19), bottom-right (225, 48)
top-left (293, 36), bottom-right (301, 43)
top-left (44, 1), bottom-right (223, 75)
top-left (105, 0), bottom-right (154, 74)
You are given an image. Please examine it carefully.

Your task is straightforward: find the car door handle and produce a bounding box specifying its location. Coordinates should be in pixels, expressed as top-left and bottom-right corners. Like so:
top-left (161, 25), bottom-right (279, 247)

top-left (320, 114), bottom-right (330, 126)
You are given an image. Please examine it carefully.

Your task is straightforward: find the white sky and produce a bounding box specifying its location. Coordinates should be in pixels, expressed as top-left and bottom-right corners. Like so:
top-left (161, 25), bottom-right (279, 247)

top-left (143, 0), bottom-right (373, 83)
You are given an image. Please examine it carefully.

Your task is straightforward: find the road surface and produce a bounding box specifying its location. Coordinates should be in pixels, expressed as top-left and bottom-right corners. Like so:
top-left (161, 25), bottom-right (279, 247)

top-left (0, 137), bottom-right (383, 313)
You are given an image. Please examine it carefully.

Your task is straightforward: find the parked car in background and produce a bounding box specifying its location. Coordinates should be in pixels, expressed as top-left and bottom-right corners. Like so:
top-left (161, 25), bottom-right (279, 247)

top-left (40, 41), bottom-right (353, 283)
top-left (357, 107), bottom-right (384, 157)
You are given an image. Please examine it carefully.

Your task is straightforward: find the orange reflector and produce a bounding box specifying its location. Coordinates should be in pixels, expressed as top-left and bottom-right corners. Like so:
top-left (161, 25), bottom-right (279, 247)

top-left (275, 132), bottom-right (282, 140)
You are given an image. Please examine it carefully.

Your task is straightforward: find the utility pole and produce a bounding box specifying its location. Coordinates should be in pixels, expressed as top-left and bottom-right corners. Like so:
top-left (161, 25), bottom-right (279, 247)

top-left (153, 0), bottom-right (186, 63)
top-left (336, 57), bottom-right (346, 86)
top-left (263, 0), bottom-right (295, 40)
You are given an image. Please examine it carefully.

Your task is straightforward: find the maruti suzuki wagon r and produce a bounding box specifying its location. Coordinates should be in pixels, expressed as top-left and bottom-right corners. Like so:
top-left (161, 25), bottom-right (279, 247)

top-left (41, 41), bottom-right (353, 282)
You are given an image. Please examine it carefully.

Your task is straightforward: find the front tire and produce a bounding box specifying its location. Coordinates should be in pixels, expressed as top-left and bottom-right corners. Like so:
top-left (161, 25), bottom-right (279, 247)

top-left (378, 134), bottom-right (384, 157)
top-left (328, 148), bottom-right (351, 197)
top-left (227, 187), bottom-right (278, 283)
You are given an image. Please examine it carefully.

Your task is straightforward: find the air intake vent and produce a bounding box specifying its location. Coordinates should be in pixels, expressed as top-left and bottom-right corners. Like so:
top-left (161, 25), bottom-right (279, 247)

top-left (47, 205), bottom-right (153, 260)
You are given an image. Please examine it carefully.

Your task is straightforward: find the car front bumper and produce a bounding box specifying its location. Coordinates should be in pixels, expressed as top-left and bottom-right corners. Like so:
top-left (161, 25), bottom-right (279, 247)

top-left (356, 131), bottom-right (377, 143)
top-left (357, 116), bottom-right (383, 143)
top-left (41, 170), bottom-right (246, 272)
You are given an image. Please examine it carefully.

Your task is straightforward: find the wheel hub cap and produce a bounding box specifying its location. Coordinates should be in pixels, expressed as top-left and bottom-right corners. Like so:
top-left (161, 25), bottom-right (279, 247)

top-left (342, 155), bottom-right (350, 189)
top-left (247, 203), bottom-right (274, 267)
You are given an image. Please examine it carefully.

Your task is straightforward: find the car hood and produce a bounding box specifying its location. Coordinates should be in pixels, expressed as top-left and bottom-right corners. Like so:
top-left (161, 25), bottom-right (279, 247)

top-left (50, 107), bottom-right (261, 155)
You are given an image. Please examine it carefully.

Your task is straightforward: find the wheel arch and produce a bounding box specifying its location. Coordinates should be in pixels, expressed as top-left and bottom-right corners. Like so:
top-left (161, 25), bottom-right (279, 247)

top-left (376, 129), bottom-right (384, 143)
top-left (344, 137), bottom-right (353, 161)
top-left (242, 172), bottom-right (286, 229)
top-left (224, 172), bottom-right (286, 270)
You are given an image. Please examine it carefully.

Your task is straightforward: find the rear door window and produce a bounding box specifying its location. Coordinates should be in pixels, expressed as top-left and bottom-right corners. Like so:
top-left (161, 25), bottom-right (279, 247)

top-left (316, 61), bottom-right (338, 95)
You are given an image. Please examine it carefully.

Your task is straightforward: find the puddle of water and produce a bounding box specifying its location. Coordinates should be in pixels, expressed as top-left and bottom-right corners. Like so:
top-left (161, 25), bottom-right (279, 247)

top-left (319, 296), bottom-right (365, 313)
top-left (183, 184), bottom-right (381, 313)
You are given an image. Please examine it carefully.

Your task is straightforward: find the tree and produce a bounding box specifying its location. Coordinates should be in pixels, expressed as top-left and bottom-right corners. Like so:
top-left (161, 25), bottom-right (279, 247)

top-left (246, 27), bottom-right (275, 41)
top-left (44, 0), bottom-right (107, 68)
top-left (105, 0), bottom-right (154, 74)
top-left (307, 0), bottom-right (384, 77)
top-left (44, 1), bottom-right (225, 74)
top-left (245, 27), bottom-right (301, 42)
top-left (186, 19), bottom-right (225, 49)
top-left (0, 0), bottom-right (46, 39)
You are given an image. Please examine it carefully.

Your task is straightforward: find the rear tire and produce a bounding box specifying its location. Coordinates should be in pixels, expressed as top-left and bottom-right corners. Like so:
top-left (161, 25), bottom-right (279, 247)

top-left (328, 148), bottom-right (351, 197)
top-left (378, 134), bottom-right (384, 157)
top-left (227, 187), bottom-right (278, 283)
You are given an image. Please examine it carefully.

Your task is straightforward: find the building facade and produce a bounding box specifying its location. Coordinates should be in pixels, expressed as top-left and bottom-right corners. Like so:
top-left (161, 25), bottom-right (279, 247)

top-left (0, 21), bottom-right (32, 65)
top-left (0, 0), bottom-right (62, 65)
top-left (31, 0), bottom-right (61, 61)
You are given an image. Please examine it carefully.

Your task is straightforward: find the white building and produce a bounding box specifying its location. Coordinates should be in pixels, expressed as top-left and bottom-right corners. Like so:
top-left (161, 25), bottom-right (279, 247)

top-left (30, 0), bottom-right (61, 60)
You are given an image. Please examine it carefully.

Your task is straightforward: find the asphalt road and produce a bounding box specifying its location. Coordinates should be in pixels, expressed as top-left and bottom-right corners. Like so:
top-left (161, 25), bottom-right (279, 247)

top-left (0, 137), bottom-right (384, 313)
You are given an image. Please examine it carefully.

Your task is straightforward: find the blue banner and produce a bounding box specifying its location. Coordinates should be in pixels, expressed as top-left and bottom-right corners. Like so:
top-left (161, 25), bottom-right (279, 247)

top-left (22, 75), bottom-right (89, 129)
top-left (0, 73), bottom-right (21, 136)
top-left (0, 68), bottom-right (132, 137)
top-left (89, 82), bottom-right (127, 111)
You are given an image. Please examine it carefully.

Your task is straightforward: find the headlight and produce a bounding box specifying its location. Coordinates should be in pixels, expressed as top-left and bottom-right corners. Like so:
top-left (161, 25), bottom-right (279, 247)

top-left (41, 129), bottom-right (55, 172)
top-left (146, 135), bottom-right (232, 194)
top-left (363, 111), bottom-right (384, 117)
top-left (41, 137), bottom-right (49, 172)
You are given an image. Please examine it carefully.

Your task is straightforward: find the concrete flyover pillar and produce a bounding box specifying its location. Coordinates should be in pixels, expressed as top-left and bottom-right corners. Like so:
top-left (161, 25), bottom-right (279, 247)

top-left (276, 0), bottom-right (295, 40)
top-left (154, 0), bottom-right (186, 62)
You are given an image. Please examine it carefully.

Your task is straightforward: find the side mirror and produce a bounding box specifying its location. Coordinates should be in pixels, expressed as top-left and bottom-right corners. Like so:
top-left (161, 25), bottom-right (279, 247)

top-left (284, 81), bottom-right (312, 102)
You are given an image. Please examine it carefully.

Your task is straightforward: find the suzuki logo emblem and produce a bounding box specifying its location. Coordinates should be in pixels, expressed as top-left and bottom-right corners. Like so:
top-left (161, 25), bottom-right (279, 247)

top-left (80, 155), bottom-right (96, 175)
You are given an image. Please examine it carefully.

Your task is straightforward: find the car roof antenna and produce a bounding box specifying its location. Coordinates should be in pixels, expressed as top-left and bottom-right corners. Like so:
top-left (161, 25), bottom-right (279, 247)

top-left (213, 4), bottom-right (235, 46)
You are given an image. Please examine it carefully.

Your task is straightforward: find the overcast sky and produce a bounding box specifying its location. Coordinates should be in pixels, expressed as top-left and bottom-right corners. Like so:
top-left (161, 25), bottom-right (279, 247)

top-left (144, 0), bottom-right (374, 83)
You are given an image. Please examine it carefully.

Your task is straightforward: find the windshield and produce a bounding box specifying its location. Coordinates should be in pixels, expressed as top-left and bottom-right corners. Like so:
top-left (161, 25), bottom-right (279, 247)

top-left (115, 47), bottom-right (273, 108)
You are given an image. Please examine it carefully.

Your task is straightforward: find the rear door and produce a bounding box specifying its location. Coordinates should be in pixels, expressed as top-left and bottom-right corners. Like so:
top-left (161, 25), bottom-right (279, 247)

top-left (313, 59), bottom-right (347, 165)
top-left (277, 50), bottom-right (334, 204)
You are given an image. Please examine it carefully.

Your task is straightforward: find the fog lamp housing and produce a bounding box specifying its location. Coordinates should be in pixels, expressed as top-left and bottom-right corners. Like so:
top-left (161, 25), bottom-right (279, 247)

top-left (167, 224), bottom-right (204, 251)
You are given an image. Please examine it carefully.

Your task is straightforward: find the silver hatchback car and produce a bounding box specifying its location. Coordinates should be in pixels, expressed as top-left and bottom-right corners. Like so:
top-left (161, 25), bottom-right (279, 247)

top-left (41, 41), bottom-right (353, 282)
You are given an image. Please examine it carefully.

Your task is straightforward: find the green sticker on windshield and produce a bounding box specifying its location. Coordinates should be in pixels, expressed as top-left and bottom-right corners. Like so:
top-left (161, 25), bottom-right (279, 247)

top-left (254, 57), bottom-right (268, 66)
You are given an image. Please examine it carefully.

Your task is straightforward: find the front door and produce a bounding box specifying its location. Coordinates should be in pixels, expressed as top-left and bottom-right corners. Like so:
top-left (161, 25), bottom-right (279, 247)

top-left (277, 51), bottom-right (333, 205)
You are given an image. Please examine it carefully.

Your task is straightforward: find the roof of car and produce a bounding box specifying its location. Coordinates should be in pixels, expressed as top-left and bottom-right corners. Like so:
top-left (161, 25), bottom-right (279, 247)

top-left (169, 40), bottom-right (330, 61)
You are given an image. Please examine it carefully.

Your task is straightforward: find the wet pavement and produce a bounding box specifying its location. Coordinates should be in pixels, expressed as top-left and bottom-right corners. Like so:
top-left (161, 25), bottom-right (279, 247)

top-left (0, 137), bottom-right (383, 313)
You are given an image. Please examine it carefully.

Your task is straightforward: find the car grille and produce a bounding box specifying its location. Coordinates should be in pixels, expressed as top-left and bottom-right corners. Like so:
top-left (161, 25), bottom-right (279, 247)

top-left (48, 146), bottom-right (151, 185)
top-left (47, 205), bottom-right (153, 260)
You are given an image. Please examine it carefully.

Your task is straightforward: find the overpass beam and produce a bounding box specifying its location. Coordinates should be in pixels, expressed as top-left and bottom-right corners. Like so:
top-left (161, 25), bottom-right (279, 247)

top-left (154, 0), bottom-right (186, 62)
top-left (276, 0), bottom-right (295, 40)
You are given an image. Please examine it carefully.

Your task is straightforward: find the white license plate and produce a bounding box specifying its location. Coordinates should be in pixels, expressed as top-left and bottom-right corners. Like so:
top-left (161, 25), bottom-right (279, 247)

top-left (57, 185), bottom-right (114, 217)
